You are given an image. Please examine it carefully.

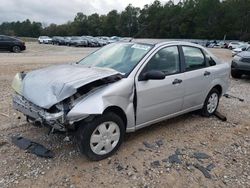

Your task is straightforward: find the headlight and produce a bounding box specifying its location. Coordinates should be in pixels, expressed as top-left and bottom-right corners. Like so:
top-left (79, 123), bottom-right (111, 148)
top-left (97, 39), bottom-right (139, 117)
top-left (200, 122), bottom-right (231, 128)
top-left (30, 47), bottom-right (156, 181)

top-left (55, 103), bottom-right (64, 111)
top-left (233, 55), bottom-right (242, 61)
top-left (12, 72), bottom-right (25, 94)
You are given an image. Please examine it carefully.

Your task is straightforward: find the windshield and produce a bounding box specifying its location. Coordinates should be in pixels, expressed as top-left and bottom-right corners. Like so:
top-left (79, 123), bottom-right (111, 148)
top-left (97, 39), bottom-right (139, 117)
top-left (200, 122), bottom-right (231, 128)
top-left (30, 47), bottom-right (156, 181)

top-left (78, 42), bottom-right (152, 75)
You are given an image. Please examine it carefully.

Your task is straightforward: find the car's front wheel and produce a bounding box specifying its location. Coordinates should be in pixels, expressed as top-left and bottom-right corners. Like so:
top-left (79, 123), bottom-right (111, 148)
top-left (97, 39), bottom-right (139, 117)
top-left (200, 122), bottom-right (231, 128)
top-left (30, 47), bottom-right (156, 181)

top-left (12, 45), bottom-right (21, 53)
top-left (201, 88), bottom-right (220, 117)
top-left (231, 70), bottom-right (242, 78)
top-left (76, 112), bottom-right (125, 161)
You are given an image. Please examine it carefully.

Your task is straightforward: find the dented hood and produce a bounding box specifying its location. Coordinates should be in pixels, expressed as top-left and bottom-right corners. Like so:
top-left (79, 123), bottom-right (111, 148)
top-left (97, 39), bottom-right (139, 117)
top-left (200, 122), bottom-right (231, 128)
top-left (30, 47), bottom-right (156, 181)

top-left (21, 64), bottom-right (119, 109)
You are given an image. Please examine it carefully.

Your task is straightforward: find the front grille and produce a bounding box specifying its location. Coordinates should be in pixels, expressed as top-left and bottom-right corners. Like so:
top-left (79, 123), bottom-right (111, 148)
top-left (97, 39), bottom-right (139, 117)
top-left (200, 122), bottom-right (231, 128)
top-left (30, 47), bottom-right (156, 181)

top-left (13, 94), bottom-right (44, 119)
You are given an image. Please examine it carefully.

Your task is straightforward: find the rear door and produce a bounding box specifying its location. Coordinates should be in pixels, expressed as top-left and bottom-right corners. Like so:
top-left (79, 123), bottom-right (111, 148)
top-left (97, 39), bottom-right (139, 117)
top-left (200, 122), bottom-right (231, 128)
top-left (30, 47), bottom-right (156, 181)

top-left (135, 45), bottom-right (185, 126)
top-left (0, 36), bottom-right (13, 50)
top-left (0, 36), bottom-right (7, 50)
top-left (181, 46), bottom-right (214, 110)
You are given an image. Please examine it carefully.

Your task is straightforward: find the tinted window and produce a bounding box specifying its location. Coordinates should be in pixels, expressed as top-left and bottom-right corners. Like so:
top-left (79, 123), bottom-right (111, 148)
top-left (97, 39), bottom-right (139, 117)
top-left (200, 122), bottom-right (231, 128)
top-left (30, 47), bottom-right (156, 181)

top-left (1, 36), bottom-right (15, 41)
top-left (145, 46), bottom-right (180, 75)
top-left (183, 46), bottom-right (205, 71)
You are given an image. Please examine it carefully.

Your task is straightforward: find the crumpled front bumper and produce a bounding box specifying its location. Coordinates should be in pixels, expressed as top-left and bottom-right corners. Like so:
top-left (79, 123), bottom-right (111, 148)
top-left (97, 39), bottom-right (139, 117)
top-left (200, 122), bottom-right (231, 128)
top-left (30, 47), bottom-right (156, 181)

top-left (13, 94), bottom-right (66, 131)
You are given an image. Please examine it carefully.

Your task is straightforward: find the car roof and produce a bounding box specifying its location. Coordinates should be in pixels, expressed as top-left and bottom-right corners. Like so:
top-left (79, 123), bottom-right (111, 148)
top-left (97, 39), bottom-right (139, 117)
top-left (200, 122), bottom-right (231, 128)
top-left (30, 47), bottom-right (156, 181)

top-left (130, 39), bottom-right (205, 48)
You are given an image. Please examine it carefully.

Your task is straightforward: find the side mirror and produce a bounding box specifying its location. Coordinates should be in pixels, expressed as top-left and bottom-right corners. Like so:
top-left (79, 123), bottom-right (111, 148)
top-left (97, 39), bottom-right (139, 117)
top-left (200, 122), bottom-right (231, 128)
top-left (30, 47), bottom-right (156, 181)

top-left (140, 70), bottom-right (165, 81)
top-left (242, 47), bottom-right (246, 51)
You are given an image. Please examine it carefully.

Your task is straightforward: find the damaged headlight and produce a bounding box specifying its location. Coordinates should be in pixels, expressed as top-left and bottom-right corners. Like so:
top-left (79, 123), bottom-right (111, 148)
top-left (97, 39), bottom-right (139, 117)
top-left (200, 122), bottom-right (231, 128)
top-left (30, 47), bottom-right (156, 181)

top-left (12, 72), bottom-right (26, 95)
top-left (55, 103), bottom-right (64, 111)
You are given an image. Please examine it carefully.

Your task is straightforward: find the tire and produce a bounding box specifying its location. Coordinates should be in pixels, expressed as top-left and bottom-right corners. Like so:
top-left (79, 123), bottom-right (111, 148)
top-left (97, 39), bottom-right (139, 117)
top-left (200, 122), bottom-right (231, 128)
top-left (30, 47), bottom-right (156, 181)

top-left (76, 112), bottom-right (125, 161)
top-left (201, 88), bottom-right (220, 117)
top-left (12, 45), bottom-right (21, 53)
top-left (229, 46), bottom-right (232, 50)
top-left (231, 70), bottom-right (242, 78)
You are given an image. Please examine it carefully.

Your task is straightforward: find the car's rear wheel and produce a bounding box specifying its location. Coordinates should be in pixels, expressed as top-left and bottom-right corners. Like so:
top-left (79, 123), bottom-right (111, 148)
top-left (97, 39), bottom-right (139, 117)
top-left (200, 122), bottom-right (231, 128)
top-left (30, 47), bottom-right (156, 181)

top-left (12, 46), bottom-right (21, 53)
top-left (231, 70), bottom-right (242, 78)
top-left (76, 112), bottom-right (125, 161)
top-left (201, 88), bottom-right (220, 117)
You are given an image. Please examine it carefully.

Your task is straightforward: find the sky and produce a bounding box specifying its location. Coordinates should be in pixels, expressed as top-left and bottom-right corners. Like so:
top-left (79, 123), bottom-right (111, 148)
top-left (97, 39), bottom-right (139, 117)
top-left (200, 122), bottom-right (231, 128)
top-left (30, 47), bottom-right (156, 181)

top-left (0, 0), bottom-right (179, 25)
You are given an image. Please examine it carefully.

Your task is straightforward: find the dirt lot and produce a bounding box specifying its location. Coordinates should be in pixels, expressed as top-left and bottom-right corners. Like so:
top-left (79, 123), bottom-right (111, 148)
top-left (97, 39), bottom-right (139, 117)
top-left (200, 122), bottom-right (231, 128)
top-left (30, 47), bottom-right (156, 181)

top-left (0, 42), bottom-right (249, 188)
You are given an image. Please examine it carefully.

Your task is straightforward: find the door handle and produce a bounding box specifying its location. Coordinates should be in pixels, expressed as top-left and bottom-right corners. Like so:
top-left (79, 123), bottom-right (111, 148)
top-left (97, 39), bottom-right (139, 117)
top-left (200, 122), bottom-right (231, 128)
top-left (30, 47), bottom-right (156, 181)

top-left (172, 79), bottom-right (182, 85)
top-left (204, 71), bottom-right (211, 76)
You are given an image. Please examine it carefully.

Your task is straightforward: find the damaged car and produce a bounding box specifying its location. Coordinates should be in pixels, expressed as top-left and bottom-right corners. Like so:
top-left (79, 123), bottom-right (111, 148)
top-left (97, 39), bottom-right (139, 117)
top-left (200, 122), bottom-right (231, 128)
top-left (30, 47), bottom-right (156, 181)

top-left (12, 41), bottom-right (230, 160)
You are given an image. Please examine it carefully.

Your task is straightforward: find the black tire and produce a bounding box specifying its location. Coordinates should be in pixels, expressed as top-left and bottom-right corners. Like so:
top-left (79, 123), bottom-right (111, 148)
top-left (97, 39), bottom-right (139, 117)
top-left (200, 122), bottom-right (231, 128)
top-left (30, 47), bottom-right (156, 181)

top-left (231, 70), bottom-right (242, 78)
top-left (201, 88), bottom-right (220, 117)
top-left (229, 46), bottom-right (232, 50)
top-left (12, 45), bottom-right (21, 53)
top-left (76, 112), bottom-right (125, 161)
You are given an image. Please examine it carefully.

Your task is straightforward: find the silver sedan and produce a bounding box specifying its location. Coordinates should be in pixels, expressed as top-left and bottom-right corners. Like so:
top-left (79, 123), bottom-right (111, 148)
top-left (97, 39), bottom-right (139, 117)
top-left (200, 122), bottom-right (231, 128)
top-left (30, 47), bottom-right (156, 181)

top-left (12, 41), bottom-right (230, 160)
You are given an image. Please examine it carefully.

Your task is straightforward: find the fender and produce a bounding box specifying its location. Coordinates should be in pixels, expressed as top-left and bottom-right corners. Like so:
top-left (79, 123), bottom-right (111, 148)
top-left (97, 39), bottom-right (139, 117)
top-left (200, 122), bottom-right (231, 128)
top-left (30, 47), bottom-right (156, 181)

top-left (67, 78), bottom-right (136, 132)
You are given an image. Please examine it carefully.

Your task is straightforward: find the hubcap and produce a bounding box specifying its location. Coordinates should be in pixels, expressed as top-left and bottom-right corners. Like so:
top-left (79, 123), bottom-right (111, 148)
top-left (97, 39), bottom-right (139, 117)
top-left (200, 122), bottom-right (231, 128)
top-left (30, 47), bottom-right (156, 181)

top-left (90, 121), bottom-right (120, 155)
top-left (207, 93), bottom-right (218, 113)
top-left (13, 46), bottom-right (20, 52)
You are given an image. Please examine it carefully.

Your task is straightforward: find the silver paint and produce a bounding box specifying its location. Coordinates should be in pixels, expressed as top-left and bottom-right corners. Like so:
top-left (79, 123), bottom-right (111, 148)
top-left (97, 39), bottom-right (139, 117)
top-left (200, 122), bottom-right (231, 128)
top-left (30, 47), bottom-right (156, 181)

top-left (12, 41), bottom-right (230, 132)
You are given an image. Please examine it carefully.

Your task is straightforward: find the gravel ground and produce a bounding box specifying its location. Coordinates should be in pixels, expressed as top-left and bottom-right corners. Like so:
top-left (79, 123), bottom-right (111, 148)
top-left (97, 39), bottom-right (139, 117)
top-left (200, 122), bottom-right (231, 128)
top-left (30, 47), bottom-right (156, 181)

top-left (0, 42), bottom-right (249, 188)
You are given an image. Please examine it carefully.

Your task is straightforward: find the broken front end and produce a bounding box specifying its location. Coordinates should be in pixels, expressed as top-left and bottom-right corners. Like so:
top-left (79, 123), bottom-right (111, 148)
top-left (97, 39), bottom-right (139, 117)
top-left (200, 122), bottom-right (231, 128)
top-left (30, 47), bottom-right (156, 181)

top-left (12, 65), bottom-right (123, 132)
top-left (13, 93), bottom-right (67, 131)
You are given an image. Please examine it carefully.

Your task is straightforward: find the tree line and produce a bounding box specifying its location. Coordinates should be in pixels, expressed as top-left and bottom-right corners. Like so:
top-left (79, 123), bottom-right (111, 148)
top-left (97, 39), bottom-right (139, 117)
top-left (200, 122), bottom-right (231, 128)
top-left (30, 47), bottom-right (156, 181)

top-left (0, 0), bottom-right (250, 40)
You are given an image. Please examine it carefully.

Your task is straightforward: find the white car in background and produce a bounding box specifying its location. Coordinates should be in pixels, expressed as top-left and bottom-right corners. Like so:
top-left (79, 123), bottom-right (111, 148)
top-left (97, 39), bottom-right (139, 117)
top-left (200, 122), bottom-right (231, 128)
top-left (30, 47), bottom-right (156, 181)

top-left (38, 36), bottom-right (52, 44)
top-left (228, 42), bottom-right (244, 50)
top-left (232, 44), bottom-right (250, 56)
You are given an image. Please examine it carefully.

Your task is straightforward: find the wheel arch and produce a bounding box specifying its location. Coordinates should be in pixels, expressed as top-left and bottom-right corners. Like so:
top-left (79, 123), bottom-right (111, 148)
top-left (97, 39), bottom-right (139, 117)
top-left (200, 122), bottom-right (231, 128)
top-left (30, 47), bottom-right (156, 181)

top-left (103, 106), bottom-right (127, 129)
top-left (212, 84), bottom-right (223, 97)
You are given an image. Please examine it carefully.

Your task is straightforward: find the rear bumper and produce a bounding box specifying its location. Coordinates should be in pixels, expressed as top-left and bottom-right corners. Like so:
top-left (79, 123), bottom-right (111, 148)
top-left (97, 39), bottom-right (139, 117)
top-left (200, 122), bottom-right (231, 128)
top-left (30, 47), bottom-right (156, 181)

top-left (13, 94), bottom-right (66, 131)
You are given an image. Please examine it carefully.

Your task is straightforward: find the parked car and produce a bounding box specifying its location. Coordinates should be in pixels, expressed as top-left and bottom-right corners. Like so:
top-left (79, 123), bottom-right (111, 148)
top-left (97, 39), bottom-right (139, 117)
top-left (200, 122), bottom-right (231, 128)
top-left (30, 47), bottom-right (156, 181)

top-left (63, 37), bottom-right (72, 46)
top-left (232, 44), bottom-right (250, 56)
top-left (12, 41), bottom-right (230, 160)
top-left (52, 36), bottom-right (66, 45)
top-left (205, 40), bottom-right (217, 48)
top-left (231, 46), bottom-right (250, 78)
top-left (38, 36), bottom-right (52, 44)
top-left (0, 35), bottom-right (26, 53)
top-left (95, 38), bottom-right (108, 46)
top-left (108, 36), bottom-right (120, 43)
top-left (82, 36), bottom-right (100, 47)
top-left (68, 37), bottom-right (88, 47)
top-left (228, 42), bottom-right (244, 50)
top-left (99, 36), bottom-right (109, 41)
top-left (214, 41), bottom-right (228, 48)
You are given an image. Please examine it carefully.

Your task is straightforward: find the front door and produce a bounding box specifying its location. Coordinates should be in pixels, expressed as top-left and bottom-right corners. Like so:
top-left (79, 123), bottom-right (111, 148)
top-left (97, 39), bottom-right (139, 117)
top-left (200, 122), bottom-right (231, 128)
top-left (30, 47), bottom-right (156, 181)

top-left (135, 45), bottom-right (185, 126)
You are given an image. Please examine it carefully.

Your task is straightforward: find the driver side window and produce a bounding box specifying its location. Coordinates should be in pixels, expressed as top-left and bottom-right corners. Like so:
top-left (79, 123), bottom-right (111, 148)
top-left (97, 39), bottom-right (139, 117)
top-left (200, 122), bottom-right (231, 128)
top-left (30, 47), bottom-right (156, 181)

top-left (144, 46), bottom-right (180, 75)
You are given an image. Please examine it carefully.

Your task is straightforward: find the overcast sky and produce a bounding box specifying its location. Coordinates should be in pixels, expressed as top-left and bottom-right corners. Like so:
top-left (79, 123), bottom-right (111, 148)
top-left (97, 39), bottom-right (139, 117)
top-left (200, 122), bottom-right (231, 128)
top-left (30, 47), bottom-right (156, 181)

top-left (0, 0), bottom-right (180, 25)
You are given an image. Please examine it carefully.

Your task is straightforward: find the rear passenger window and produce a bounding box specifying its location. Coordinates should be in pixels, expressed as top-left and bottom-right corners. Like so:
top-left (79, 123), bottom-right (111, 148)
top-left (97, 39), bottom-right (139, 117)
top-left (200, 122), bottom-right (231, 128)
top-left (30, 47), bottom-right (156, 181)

top-left (182, 46), bottom-right (206, 71)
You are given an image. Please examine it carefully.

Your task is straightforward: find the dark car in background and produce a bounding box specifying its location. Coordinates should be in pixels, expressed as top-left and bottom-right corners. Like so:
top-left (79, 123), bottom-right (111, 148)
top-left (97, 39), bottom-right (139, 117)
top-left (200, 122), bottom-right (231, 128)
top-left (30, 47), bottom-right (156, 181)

top-left (68, 37), bottom-right (88, 47)
top-left (0, 35), bottom-right (26, 53)
top-left (231, 47), bottom-right (250, 78)
top-left (52, 36), bottom-right (66, 45)
top-left (82, 36), bottom-right (100, 47)
top-left (64, 37), bottom-right (72, 46)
